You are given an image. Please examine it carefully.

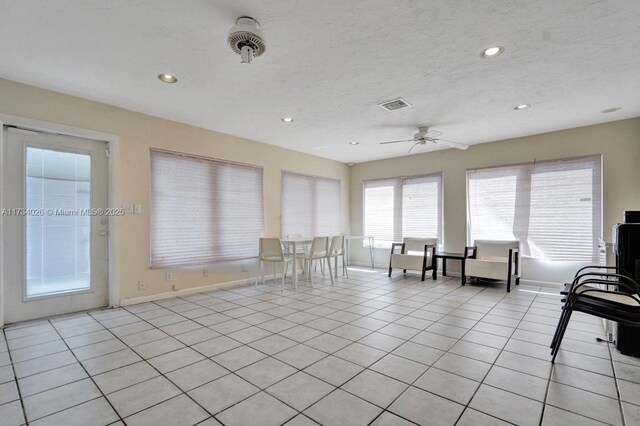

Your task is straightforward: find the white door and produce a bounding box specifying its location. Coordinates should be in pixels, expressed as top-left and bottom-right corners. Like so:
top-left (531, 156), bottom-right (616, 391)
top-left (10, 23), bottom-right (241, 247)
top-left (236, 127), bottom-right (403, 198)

top-left (2, 127), bottom-right (109, 323)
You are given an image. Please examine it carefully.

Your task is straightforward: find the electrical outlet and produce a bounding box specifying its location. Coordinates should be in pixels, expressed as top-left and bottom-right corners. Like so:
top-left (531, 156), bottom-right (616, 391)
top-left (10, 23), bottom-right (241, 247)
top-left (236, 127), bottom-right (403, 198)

top-left (241, 263), bottom-right (247, 272)
top-left (165, 272), bottom-right (173, 281)
top-left (138, 280), bottom-right (145, 291)
top-left (203, 268), bottom-right (208, 277)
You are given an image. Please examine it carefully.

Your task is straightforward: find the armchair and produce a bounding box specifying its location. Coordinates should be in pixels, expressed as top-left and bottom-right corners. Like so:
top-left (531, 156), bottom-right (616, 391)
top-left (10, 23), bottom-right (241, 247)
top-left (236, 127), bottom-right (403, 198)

top-left (388, 237), bottom-right (438, 281)
top-left (463, 240), bottom-right (520, 292)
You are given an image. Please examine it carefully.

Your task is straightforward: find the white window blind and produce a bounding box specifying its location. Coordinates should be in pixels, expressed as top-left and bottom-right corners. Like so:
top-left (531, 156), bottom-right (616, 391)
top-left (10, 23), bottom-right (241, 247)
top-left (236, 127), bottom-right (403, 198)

top-left (281, 172), bottom-right (340, 236)
top-left (150, 150), bottom-right (264, 267)
top-left (364, 173), bottom-right (442, 247)
top-left (467, 155), bottom-right (602, 261)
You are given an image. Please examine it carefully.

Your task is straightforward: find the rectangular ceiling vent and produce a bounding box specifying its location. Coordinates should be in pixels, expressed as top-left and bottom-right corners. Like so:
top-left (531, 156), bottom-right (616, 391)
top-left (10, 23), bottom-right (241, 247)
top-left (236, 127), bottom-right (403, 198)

top-left (378, 98), bottom-right (412, 112)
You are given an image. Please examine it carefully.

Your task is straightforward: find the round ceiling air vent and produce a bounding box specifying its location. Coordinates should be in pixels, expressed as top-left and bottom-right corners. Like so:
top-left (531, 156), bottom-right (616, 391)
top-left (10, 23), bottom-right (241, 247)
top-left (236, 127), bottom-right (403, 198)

top-left (227, 17), bottom-right (266, 64)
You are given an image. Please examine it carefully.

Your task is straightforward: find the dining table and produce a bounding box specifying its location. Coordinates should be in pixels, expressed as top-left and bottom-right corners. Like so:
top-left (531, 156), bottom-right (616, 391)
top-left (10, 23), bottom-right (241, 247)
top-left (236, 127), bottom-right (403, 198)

top-left (344, 235), bottom-right (375, 269)
top-left (281, 235), bottom-right (375, 288)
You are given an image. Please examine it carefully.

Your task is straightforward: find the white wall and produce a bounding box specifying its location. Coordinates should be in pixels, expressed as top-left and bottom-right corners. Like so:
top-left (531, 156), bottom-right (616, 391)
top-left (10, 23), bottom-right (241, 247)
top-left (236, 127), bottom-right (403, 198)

top-left (349, 118), bottom-right (640, 285)
top-left (0, 78), bottom-right (350, 309)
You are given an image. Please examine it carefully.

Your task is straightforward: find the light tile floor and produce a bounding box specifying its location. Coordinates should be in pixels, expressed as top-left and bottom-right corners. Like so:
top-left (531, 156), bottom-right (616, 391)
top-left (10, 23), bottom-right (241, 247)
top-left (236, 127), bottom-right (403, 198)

top-left (1, 268), bottom-right (640, 425)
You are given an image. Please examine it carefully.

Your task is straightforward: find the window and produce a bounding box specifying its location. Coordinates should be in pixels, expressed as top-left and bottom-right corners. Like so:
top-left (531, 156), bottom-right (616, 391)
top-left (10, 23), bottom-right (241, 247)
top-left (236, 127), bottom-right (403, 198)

top-left (150, 150), bottom-right (264, 267)
top-left (467, 155), bottom-right (602, 261)
top-left (281, 171), bottom-right (340, 236)
top-left (363, 173), bottom-right (443, 247)
top-left (26, 147), bottom-right (91, 296)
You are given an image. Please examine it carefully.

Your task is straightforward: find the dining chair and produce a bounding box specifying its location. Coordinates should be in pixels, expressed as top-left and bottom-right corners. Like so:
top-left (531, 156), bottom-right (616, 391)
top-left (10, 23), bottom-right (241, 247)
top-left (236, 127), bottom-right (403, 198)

top-left (296, 236), bottom-right (329, 286)
top-left (327, 235), bottom-right (348, 284)
top-left (256, 237), bottom-right (294, 291)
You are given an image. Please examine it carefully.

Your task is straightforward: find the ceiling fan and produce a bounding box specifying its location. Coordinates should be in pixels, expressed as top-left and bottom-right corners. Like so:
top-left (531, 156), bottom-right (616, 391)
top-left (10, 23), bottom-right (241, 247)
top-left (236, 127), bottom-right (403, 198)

top-left (379, 126), bottom-right (469, 153)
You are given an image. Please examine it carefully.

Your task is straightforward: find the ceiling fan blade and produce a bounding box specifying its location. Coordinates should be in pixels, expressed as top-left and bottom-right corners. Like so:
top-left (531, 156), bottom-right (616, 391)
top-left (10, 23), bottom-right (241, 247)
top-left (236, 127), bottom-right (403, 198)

top-left (425, 130), bottom-right (443, 138)
top-left (379, 139), bottom-right (415, 145)
top-left (408, 141), bottom-right (421, 154)
top-left (433, 138), bottom-right (469, 150)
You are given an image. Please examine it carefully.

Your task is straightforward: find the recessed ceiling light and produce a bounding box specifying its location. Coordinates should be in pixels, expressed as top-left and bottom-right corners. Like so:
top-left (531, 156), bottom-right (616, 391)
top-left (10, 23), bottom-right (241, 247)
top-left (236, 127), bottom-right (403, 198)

top-left (514, 103), bottom-right (531, 110)
top-left (601, 107), bottom-right (621, 114)
top-left (158, 74), bottom-right (178, 83)
top-left (347, 163), bottom-right (355, 166)
top-left (281, 116), bottom-right (294, 123)
top-left (349, 141), bottom-right (359, 145)
top-left (481, 46), bottom-right (504, 58)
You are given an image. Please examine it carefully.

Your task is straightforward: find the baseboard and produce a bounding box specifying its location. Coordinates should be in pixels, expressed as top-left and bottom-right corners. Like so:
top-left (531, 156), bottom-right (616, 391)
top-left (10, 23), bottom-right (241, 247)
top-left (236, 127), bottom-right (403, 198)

top-left (118, 275), bottom-right (277, 307)
top-left (348, 261), bottom-right (564, 289)
top-left (348, 261), bottom-right (381, 269)
top-left (519, 279), bottom-right (563, 289)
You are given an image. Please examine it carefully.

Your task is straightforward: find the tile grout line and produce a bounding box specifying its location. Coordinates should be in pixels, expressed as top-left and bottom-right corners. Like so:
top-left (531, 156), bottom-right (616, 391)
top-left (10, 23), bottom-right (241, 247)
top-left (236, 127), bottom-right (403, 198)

top-left (538, 291), bottom-right (556, 426)
top-left (5, 275), bottom-right (389, 424)
top-left (442, 285), bottom-right (522, 425)
top-left (100, 304), bottom-right (251, 424)
top-left (1, 328), bottom-right (29, 426)
top-left (256, 280), bottom-right (636, 422)
top-left (608, 341), bottom-right (627, 426)
top-left (112, 279), bottom-right (532, 422)
top-left (363, 283), bottom-right (518, 426)
top-left (3, 271), bottom-right (633, 426)
top-left (161, 274), bottom-right (464, 423)
top-left (43, 316), bottom-right (126, 425)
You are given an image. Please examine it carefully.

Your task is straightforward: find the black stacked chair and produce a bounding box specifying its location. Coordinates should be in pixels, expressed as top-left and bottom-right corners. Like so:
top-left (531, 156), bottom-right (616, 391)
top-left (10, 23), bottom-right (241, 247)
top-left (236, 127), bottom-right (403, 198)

top-left (550, 266), bottom-right (640, 363)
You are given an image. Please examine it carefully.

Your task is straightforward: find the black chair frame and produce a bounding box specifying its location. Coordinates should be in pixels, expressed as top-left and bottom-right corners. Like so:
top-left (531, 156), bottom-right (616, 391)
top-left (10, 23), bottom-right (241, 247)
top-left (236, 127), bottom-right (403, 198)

top-left (550, 271), bottom-right (640, 363)
top-left (388, 243), bottom-right (437, 281)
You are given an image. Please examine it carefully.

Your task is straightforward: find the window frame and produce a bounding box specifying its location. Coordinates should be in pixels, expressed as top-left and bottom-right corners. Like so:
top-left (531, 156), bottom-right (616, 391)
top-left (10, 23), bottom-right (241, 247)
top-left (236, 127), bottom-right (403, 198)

top-left (280, 170), bottom-right (341, 237)
top-left (149, 148), bottom-right (265, 268)
top-left (362, 172), bottom-right (443, 248)
top-left (466, 154), bottom-right (603, 262)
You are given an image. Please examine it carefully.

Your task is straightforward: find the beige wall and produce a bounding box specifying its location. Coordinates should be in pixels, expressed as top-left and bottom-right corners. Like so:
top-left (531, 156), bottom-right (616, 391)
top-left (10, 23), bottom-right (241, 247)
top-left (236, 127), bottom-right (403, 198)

top-left (1, 76), bottom-right (639, 313)
top-left (350, 118), bottom-right (640, 285)
top-left (0, 78), bottom-right (350, 305)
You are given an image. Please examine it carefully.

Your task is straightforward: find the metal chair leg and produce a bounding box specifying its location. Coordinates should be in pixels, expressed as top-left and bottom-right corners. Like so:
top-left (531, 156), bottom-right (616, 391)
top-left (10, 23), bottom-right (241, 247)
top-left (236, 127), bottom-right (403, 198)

top-left (327, 257), bottom-right (334, 285)
top-left (551, 303), bottom-right (570, 349)
top-left (551, 305), bottom-right (574, 363)
top-left (343, 254), bottom-right (349, 278)
top-left (255, 260), bottom-right (261, 287)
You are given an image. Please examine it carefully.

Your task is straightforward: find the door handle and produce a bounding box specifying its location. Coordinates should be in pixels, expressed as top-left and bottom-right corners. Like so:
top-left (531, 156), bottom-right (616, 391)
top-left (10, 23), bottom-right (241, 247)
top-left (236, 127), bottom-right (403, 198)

top-left (98, 230), bottom-right (108, 237)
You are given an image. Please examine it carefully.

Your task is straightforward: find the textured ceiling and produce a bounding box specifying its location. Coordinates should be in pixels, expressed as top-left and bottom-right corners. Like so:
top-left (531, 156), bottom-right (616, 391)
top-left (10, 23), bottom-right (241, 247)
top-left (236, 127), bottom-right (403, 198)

top-left (0, 0), bottom-right (639, 163)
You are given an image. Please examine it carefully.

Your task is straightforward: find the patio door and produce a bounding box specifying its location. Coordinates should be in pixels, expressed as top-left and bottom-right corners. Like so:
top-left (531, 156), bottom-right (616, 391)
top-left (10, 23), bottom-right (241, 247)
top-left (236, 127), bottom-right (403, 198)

top-left (2, 127), bottom-right (109, 323)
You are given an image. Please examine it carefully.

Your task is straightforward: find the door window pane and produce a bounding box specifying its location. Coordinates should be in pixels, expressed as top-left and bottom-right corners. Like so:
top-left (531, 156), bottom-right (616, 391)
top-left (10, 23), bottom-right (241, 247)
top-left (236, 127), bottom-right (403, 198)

top-left (26, 147), bottom-right (91, 297)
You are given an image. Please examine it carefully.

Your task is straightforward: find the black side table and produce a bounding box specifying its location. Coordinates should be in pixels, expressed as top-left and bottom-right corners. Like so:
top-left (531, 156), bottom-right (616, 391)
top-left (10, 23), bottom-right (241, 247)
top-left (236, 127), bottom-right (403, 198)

top-left (434, 252), bottom-right (465, 279)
